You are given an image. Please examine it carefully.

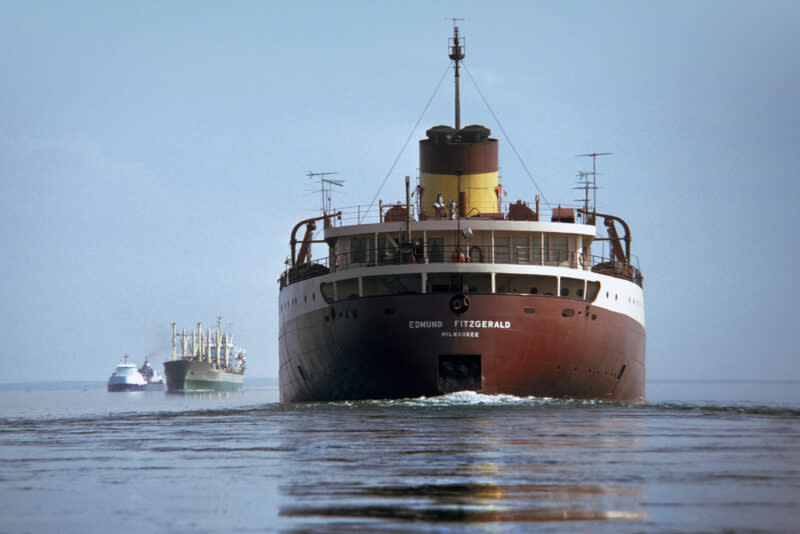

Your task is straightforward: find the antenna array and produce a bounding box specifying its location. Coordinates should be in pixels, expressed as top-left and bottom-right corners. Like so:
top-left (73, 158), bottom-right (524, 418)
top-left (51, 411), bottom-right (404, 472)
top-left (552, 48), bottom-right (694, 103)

top-left (307, 171), bottom-right (343, 216)
top-left (576, 152), bottom-right (612, 219)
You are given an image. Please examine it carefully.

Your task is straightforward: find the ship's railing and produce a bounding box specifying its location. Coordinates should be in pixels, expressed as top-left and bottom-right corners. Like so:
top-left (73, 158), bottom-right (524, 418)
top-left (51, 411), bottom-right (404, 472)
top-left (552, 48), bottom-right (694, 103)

top-left (281, 245), bottom-right (643, 288)
top-left (323, 201), bottom-right (591, 227)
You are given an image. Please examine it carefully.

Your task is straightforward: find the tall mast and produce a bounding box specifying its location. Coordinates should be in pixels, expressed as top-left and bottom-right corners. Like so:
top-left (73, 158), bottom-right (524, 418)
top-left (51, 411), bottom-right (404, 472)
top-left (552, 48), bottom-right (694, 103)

top-left (196, 322), bottom-right (202, 359)
top-left (448, 19), bottom-right (465, 131)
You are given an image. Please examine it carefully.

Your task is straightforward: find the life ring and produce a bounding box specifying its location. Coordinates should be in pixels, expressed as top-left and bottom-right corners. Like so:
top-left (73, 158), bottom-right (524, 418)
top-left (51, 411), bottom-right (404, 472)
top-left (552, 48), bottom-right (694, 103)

top-left (453, 251), bottom-right (466, 263)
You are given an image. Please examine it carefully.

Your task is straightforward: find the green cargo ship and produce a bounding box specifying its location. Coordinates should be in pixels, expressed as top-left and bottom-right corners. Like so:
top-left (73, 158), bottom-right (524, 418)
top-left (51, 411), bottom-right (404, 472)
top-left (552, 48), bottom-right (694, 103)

top-left (164, 319), bottom-right (246, 392)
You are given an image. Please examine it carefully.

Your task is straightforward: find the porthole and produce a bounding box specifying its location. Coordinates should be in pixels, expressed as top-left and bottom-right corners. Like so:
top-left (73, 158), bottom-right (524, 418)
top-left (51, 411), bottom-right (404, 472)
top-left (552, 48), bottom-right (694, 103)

top-left (560, 288), bottom-right (569, 297)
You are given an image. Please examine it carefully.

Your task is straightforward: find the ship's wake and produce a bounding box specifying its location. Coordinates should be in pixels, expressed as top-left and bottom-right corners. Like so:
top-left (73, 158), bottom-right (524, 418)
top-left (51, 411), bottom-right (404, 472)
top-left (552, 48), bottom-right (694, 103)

top-left (359, 390), bottom-right (600, 408)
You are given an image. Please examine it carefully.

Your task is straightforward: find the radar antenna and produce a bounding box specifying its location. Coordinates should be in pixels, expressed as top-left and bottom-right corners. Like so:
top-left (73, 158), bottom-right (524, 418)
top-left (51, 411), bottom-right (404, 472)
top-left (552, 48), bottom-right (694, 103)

top-left (448, 18), bottom-right (465, 130)
top-left (576, 152), bottom-right (612, 219)
top-left (307, 171), bottom-right (343, 217)
top-left (573, 171), bottom-right (597, 223)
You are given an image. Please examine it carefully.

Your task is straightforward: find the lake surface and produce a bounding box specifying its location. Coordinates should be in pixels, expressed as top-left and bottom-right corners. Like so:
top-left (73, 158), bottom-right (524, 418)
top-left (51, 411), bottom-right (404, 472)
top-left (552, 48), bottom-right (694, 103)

top-left (1, 380), bottom-right (798, 533)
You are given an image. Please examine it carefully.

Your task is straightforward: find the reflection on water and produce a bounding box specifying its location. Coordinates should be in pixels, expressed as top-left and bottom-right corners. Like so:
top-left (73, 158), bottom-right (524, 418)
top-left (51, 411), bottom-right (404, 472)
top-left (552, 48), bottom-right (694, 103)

top-left (277, 392), bottom-right (650, 529)
top-left (281, 482), bottom-right (648, 523)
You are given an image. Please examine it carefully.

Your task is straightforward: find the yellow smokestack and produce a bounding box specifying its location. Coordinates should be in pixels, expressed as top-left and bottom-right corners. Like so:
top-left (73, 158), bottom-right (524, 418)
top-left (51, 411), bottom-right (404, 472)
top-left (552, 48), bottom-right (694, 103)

top-left (419, 124), bottom-right (500, 218)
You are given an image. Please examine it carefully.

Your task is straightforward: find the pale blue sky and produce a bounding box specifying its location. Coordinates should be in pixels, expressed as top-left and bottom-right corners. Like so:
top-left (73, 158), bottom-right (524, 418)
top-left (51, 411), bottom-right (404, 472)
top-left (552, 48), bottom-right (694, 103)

top-left (1, 1), bottom-right (798, 383)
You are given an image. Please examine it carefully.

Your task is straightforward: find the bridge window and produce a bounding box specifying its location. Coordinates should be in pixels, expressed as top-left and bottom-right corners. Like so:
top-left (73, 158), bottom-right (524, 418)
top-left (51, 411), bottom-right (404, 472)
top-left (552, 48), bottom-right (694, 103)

top-left (551, 236), bottom-right (568, 265)
top-left (543, 234), bottom-right (550, 263)
top-left (494, 236), bottom-right (510, 263)
top-left (376, 235), bottom-right (402, 264)
top-left (428, 237), bottom-right (444, 263)
top-left (351, 237), bottom-right (367, 263)
top-left (513, 236), bottom-right (529, 264)
top-left (532, 233), bottom-right (542, 264)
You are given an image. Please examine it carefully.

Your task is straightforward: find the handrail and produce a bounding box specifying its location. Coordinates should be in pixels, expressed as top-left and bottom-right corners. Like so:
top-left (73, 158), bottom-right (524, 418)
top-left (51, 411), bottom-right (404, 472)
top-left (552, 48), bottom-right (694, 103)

top-left (318, 202), bottom-right (591, 228)
top-left (280, 245), bottom-right (643, 288)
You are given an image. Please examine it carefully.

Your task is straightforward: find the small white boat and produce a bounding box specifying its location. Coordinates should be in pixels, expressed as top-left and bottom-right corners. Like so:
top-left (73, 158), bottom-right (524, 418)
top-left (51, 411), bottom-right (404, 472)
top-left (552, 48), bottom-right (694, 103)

top-left (107, 355), bottom-right (147, 392)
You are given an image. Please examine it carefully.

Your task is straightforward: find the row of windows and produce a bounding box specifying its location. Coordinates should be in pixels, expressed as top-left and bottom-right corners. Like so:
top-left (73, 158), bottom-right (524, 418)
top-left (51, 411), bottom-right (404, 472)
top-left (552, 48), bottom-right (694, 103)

top-left (347, 234), bottom-right (573, 265)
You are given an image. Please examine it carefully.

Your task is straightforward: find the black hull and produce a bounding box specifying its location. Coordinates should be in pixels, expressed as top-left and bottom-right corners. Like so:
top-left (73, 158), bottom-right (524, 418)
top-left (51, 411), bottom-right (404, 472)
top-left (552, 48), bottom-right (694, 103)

top-left (279, 293), bottom-right (645, 402)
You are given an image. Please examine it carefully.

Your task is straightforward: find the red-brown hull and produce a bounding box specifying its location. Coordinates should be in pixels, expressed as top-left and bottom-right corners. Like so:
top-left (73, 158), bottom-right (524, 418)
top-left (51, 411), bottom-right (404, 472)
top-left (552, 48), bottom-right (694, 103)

top-left (279, 293), bottom-right (645, 402)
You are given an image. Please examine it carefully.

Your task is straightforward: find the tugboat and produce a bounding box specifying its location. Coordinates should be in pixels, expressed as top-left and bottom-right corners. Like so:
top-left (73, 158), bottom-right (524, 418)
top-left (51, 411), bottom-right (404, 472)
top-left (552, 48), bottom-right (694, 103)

top-left (107, 355), bottom-right (147, 392)
top-left (277, 26), bottom-right (646, 403)
top-left (164, 318), bottom-right (246, 392)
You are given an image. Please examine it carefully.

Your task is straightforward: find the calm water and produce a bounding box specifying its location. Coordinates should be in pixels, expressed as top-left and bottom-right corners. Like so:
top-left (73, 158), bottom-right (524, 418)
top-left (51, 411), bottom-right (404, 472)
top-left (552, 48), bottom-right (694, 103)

top-left (1, 381), bottom-right (799, 533)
